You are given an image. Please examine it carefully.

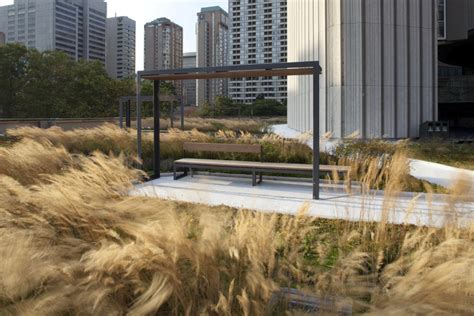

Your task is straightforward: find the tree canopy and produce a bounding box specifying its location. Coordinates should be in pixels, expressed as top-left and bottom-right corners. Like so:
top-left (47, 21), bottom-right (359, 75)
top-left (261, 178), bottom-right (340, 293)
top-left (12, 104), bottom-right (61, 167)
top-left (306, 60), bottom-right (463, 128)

top-left (0, 44), bottom-right (134, 118)
top-left (0, 44), bottom-right (285, 119)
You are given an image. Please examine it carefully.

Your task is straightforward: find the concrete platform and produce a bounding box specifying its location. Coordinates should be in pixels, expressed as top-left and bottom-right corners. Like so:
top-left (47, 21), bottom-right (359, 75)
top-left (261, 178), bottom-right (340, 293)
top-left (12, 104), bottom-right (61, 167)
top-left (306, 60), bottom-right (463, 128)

top-left (132, 175), bottom-right (474, 228)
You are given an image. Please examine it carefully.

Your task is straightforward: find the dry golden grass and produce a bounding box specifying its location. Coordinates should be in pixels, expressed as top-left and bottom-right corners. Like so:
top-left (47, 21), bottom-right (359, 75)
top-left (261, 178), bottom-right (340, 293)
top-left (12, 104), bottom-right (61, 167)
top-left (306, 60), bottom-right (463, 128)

top-left (0, 132), bottom-right (473, 314)
top-left (5, 124), bottom-right (469, 195)
top-left (139, 116), bottom-right (274, 133)
top-left (0, 139), bottom-right (73, 185)
top-left (6, 124), bottom-right (318, 173)
top-left (7, 124), bottom-right (137, 156)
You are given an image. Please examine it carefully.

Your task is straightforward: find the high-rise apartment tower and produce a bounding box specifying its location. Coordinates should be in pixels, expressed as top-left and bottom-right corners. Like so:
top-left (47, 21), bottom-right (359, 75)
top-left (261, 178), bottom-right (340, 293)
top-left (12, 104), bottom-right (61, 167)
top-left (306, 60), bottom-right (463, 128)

top-left (106, 16), bottom-right (136, 79)
top-left (0, 0), bottom-right (107, 63)
top-left (183, 52), bottom-right (197, 106)
top-left (196, 6), bottom-right (229, 106)
top-left (228, 0), bottom-right (288, 103)
top-left (144, 17), bottom-right (183, 71)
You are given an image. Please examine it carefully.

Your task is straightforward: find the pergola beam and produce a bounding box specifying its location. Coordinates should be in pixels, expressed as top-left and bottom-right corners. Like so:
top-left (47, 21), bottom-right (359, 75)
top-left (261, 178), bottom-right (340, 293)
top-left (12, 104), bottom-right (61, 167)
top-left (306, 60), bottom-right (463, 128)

top-left (141, 68), bottom-right (314, 81)
top-left (139, 61), bottom-right (318, 76)
top-left (153, 81), bottom-right (160, 179)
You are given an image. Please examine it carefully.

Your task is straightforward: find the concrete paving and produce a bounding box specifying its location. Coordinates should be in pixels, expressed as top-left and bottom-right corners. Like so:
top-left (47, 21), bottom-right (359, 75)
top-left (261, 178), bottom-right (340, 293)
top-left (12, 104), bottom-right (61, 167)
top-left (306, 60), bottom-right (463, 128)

top-left (132, 175), bottom-right (473, 228)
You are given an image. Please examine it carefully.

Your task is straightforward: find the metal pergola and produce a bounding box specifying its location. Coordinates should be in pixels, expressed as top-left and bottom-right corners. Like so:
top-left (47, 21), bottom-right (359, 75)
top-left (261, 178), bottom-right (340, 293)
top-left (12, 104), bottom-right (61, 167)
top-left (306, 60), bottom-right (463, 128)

top-left (136, 61), bottom-right (322, 199)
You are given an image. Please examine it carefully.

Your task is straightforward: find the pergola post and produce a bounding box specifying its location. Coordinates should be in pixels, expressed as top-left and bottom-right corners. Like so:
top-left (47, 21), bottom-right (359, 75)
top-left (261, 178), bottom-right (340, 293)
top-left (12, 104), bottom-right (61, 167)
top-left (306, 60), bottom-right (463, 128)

top-left (313, 63), bottom-right (320, 200)
top-left (119, 99), bottom-right (123, 129)
top-left (136, 76), bottom-right (142, 161)
top-left (180, 96), bottom-right (184, 130)
top-left (170, 98), bottom-right (174, 128)
top-left (153, 80), bottom-right (161, 179)
top-left (126, 100), bottom-right (131, 128)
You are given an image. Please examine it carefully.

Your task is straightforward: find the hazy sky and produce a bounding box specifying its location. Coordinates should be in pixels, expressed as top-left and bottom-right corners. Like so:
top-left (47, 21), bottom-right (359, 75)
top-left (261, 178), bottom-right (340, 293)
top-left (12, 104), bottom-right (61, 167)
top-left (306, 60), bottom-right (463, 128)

top-left (0, 0), bottom-right (229, 71)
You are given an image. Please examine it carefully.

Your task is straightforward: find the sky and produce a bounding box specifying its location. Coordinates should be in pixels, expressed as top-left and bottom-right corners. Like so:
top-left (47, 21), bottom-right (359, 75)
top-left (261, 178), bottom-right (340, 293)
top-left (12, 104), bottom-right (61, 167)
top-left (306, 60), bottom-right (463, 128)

top-left (0, 0), bottom-right (229, 71)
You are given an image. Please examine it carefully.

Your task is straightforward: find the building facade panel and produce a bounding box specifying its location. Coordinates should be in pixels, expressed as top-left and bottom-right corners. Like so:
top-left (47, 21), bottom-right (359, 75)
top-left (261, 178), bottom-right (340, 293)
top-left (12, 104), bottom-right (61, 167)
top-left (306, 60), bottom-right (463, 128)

top-left (365, 0), bottom-right (383, 138)
top-left (288, 0), bottom-right (437, 139)
top-left (408, 0), bottom-right (422, 137)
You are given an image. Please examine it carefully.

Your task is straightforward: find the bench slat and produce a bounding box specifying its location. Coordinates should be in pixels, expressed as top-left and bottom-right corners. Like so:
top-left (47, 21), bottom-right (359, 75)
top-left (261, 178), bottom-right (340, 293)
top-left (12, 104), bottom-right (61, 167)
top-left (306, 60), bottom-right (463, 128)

top-left (175, 158), bottom-right (350, 172)
top-left (183, 142), bottom-right (262, 154)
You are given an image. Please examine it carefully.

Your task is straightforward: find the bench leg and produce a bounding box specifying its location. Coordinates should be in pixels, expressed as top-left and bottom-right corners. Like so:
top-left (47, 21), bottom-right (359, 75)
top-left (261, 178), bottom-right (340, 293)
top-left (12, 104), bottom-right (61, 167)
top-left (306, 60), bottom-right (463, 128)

top-left (258, 173), bottom-right (263, 184)
top-left (190, 168), bottom-right (194, 178)
top-left (346, 174), bottom-right (352, 194)
top-left (347, 180), bottom-right (352, 194)
top-left (173, 165), bottom-right (188, 181)
top-left (252, 171), bottom-right (257, 186)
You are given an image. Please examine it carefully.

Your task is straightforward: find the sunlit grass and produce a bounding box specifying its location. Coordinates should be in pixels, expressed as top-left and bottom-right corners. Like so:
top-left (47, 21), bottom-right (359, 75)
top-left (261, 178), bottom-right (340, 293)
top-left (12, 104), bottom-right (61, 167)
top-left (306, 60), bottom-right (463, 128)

top-left (0, 128), bottom-right (472, 314)
top-left (138, 116), bottom-right (286, 134)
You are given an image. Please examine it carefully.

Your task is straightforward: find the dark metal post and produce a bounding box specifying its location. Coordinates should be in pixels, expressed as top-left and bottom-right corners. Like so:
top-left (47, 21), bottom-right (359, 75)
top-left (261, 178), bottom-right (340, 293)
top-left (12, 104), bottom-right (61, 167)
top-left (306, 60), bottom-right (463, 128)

top-left (119, 99), bottom-right (123, 128)
top-left (153, 80), bottom-right (161, 179)
top-left (137, 76), bottom-right (142, 161)
top-left (180, 96), bottom-right (184, 130)
top-left (126, 100), bottom-right (131, 128)
top-left (313, 65), bottom-right (320, 200)
top-left (170, 100), bottom-right (174, 128)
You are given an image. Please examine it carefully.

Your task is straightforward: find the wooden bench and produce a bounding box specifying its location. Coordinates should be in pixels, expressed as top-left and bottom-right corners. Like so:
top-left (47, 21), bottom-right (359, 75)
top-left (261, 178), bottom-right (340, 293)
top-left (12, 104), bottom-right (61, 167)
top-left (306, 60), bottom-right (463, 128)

top-left (173, 142), bottom-right (352, 190)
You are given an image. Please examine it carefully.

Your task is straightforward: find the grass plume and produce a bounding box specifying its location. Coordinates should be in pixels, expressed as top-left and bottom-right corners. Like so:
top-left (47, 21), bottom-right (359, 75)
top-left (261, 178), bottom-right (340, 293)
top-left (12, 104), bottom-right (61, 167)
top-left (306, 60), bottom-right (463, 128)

top-left (0, 131), bottom-right (472, 314)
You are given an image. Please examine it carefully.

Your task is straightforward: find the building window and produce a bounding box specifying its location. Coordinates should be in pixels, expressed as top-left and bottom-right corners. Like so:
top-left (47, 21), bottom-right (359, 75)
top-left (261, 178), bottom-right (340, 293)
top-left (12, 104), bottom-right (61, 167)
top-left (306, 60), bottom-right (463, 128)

top-left (438, 0), bottom-right (446, 39)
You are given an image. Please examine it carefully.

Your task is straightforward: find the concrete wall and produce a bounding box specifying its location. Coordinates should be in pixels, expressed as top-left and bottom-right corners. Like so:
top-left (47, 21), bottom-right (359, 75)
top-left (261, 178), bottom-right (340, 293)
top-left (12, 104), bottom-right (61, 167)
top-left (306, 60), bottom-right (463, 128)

top-left (288, 0), bottom-right (438, 139)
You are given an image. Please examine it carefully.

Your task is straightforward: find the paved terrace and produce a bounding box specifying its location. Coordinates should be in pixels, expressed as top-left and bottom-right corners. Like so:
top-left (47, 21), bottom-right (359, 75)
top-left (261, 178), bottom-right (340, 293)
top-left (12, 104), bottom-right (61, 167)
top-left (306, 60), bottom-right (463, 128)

top-left (132, 174), bottom-right (474, 228)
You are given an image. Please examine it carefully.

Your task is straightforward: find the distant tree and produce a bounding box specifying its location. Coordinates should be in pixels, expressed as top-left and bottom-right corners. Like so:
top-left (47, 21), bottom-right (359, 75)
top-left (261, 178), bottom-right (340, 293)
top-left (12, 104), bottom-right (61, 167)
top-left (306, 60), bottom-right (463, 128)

top-left (241, 99), bottom-right (286, 117)
top-left (255, 93), bottom-right (265, 101)
top-left (0, 44), bottom-right (289, 120)
top-left (198, 101), bottom-right (214, 117)
top-left (0, 44), bottom-right (137, 118)
top-left (0, 44), bottom-right (29, 117)
top-left (215, 96), bottom-right (235, 116)
top-left (198, 96), bottom-right (238, 118)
